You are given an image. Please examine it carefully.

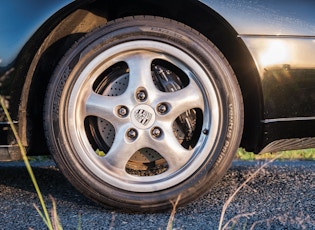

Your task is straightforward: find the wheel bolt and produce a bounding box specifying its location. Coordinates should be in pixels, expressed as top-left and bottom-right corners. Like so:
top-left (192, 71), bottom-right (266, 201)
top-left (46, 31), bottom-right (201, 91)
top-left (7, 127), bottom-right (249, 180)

top-left (137, 90), bottom-right (147, 101)
top-left (151, 127), bottom-right (162, 138)
top-left (157, 103), bottom-right (168, 114)
top-left (127, 129), bottom-right (138, 140)
top-left (118, 106), bottom-right (128, 117)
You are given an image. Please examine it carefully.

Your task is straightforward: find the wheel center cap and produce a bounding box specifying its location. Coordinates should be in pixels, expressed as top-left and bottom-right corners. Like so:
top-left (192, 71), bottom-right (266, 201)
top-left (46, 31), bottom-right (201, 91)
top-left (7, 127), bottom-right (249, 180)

top-left (131, 105), bottom-right (155, 129)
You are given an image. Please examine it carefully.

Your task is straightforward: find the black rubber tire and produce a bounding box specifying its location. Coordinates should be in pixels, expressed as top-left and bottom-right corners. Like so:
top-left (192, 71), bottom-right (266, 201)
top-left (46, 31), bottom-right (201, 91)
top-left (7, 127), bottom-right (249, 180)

top-left (44, 16), bottom-right (243, 211)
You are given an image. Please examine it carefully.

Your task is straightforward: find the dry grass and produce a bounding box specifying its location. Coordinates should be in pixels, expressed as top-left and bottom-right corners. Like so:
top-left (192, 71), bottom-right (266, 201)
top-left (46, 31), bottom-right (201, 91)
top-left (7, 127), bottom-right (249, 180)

top-left (166, 194), bottom-right (182, 230)
top-left (1, 96), bottom-right (54, 230)
top-left (218, 153), bottom-right (283, 230)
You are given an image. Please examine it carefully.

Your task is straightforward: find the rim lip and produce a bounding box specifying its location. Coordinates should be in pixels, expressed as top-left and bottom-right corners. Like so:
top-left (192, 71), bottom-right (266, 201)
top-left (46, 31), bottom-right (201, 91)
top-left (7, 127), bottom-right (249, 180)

top-left (66, 40), bottom-right (222, 192)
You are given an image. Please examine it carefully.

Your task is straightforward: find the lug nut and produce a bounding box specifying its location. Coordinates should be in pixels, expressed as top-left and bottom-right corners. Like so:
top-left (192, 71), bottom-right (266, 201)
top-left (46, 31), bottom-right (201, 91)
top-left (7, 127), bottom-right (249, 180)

top-left (127, 129), bottom-right (138, 140)
top-left (151, 127), bottom-right (162, 138)
top-left (157, 103), bottom-right (168, 114)
top-left (118, 106), bottom-right (128, 117)
top-left (137, 90), bottom-right (147, 101)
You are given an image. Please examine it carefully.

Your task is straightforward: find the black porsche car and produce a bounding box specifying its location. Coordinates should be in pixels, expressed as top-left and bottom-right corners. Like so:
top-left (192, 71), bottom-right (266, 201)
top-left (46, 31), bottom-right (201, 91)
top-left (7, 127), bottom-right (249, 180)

top-left (1, 0), bottom-right (314, 211)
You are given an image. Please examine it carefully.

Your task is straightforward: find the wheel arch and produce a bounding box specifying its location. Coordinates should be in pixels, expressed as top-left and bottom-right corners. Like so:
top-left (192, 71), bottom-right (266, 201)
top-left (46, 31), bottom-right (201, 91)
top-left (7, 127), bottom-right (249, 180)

top-left (18, 3), bottom-right (108, 153)
top-left (21, 0), bottom-right (263, 153)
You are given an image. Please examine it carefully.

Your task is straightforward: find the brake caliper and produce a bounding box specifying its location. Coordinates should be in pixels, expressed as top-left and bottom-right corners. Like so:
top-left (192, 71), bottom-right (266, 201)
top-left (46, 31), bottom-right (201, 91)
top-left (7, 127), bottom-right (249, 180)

top-left (152, 64), bottom-right (196, 142)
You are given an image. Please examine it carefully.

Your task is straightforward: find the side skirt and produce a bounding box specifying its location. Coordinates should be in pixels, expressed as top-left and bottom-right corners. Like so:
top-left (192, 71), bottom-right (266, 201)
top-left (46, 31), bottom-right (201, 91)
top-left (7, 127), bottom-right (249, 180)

top-left (259, 137), bottom-right (315, 154)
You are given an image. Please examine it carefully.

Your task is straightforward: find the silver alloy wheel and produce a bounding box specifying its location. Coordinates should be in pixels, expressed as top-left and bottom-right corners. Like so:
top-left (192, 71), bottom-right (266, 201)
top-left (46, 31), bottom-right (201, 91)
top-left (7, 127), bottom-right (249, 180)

top-left (67, 40), bottom-right (220, 192)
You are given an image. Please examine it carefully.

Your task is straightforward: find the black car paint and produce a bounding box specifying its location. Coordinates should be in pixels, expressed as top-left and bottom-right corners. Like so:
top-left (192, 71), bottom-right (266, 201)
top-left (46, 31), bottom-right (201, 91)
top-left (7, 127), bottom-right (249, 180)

top-left (1, 0), bottom-right (315, 159)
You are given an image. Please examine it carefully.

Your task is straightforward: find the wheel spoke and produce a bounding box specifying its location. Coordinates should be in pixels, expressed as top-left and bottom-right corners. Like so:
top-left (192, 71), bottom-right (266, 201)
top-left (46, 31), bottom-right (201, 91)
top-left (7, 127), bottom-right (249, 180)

top-left (84, 90), bottom-right (122, 121)
top-left (125, 53), bottom-right (157, 93)
top-left (102, 126), bottom-right (141, 171)
top-left (159, 80), bottom-right (204, 119)
top-left (152, 126), bottom-right (193, 171)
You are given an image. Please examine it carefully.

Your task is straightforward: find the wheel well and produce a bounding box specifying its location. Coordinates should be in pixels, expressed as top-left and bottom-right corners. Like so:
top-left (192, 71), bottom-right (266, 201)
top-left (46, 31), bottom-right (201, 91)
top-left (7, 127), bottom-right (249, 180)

top-left (24, 0), bottom-right (262, 154)
top-left (22, 7), bottom-right (108, 154)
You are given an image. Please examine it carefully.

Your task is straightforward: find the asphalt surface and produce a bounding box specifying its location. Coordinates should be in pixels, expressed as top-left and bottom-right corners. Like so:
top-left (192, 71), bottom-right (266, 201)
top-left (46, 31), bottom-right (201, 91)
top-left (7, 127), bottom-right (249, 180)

top-left (0, 159), bottom-right (314, 230)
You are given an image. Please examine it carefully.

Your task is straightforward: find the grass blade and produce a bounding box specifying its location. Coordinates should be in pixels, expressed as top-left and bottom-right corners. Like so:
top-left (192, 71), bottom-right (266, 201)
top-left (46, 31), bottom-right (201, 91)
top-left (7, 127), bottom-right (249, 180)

top-left (166, 194), bottom-right (181, 230)
top-left (0, 96), bottom-right (53, 230)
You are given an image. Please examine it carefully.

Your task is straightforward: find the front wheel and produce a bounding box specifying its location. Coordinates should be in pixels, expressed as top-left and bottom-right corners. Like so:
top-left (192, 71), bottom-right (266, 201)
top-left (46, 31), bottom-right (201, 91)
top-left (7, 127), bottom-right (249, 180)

top-left (44, 16), bottom-right (243, 211)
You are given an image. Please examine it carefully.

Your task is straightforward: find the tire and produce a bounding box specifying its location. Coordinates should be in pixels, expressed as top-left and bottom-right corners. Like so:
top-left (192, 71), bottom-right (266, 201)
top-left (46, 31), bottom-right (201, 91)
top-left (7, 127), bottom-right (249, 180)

top-left (44, 16), bottom-right (243, 211)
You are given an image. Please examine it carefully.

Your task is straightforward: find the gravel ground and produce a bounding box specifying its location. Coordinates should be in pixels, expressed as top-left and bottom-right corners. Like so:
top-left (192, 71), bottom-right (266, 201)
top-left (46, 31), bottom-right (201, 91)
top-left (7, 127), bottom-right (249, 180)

top-left (0, 160), bottom-right (314, 230)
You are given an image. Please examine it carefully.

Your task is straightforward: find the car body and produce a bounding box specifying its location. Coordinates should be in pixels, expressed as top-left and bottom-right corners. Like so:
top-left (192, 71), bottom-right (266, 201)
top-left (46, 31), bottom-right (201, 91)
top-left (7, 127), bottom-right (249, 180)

top-left (1, 0), bottom-right (315, 210)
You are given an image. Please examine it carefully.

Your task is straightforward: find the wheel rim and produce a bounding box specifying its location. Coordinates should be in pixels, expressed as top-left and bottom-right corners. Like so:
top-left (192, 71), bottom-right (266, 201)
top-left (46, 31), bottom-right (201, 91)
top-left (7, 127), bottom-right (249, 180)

top-left (66, 40), bottom-right (221, 192)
